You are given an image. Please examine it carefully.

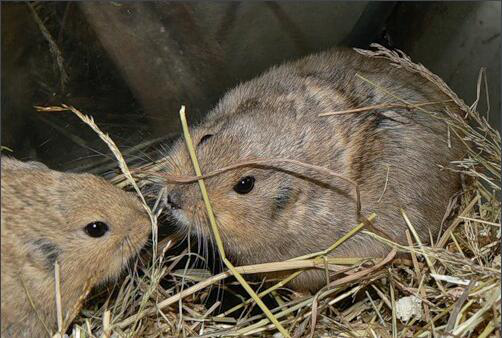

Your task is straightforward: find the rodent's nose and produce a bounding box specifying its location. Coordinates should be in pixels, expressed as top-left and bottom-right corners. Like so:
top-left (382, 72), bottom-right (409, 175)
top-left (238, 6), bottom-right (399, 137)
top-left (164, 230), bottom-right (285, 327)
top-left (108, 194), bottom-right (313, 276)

top-left (166, 192), bottom-right (182, 210)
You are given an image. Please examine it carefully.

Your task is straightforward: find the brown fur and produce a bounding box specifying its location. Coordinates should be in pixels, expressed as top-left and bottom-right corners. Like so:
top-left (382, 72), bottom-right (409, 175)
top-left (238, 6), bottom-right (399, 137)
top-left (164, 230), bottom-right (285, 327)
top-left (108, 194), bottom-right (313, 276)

top-left (1, 157), bottom-right (151, 337)
top-left (156, 49), bottom-right (463, 292)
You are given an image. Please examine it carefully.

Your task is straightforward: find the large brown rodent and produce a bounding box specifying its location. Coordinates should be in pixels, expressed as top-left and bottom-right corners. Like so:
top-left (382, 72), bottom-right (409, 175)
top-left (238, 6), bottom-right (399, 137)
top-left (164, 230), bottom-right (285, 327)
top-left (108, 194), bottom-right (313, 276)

top-left (1, 157), bottom-right (151, 337)
top-left (155, 49), bottom-right (463, 292)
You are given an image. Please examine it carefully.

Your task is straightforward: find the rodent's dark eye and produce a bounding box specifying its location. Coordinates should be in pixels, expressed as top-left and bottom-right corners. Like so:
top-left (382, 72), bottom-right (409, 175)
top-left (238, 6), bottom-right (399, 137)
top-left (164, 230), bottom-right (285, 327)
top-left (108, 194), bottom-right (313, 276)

top-left (233, 176), bottom-right (255, 194)
top-left (84, 222), bottom-right (109, 238)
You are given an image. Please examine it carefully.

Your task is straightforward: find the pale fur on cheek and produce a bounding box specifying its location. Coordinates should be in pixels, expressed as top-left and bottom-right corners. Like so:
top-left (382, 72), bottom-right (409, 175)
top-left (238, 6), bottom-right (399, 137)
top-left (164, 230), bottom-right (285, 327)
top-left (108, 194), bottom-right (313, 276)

top-left (172, 209), bottom-right (191, 228)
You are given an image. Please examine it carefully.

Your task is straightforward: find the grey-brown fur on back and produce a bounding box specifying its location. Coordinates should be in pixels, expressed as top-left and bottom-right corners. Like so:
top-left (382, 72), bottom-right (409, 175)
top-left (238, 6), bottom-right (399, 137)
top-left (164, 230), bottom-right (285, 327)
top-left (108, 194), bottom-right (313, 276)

top-left (159, 49), bottom-right (464, 292)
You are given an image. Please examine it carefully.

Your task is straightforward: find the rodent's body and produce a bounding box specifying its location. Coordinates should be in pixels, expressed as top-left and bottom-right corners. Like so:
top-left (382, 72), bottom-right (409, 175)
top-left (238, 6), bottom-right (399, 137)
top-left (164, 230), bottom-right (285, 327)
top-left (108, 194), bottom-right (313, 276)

top-left (158, 49), bottom-right (463, 292)
top-left (1, 157), bottom-right (150, 337)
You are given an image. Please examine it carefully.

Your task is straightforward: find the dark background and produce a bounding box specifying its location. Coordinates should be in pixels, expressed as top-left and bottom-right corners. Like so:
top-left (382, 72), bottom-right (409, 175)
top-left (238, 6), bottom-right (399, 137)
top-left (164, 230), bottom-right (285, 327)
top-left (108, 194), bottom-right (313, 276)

top-left (2, 2), bottom-right (500, 174)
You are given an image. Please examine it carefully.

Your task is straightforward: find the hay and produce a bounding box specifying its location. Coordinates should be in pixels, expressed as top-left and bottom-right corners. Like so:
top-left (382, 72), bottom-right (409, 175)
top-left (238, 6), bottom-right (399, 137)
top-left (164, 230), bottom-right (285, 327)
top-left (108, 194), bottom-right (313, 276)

top-left (38, 45), bottom-right (499, 337)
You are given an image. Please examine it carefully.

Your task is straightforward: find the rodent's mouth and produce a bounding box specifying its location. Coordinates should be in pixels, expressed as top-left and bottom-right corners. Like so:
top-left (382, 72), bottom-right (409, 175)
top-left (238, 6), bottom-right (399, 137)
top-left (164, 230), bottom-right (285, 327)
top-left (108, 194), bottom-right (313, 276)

top-left (170, 209), bottom-right (190, 227)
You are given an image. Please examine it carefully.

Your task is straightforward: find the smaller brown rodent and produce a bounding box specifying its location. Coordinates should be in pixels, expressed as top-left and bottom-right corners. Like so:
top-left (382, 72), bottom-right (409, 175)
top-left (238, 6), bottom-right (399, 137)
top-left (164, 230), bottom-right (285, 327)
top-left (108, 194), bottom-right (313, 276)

top-left (1, 157), bottom-right (151, 337)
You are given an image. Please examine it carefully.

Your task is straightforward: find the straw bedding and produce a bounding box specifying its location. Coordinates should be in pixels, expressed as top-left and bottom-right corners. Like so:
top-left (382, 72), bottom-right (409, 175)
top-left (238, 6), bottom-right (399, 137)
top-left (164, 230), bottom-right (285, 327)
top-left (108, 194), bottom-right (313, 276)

top-left (39, 45), bottom-right (500, 338)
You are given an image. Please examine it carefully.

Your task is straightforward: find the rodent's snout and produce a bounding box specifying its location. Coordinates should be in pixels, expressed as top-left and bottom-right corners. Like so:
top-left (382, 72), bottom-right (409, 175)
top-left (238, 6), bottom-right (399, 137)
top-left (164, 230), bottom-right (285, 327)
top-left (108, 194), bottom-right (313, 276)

top-left (160, 186), bottom-right (193, 231)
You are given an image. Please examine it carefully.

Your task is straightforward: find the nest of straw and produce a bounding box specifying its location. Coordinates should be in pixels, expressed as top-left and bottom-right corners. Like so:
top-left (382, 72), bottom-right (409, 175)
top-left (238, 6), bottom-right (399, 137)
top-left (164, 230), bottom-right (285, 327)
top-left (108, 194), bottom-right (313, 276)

top-left (38, 44), bottom-right (500, 338)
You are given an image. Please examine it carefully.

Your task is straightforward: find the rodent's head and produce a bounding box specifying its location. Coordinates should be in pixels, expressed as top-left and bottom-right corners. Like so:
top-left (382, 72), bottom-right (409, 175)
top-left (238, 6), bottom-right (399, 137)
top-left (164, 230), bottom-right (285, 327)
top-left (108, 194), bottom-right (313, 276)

top-left (56, 174), bottom-right (151, 283)
top-left (156, 103), bottom-right (352, 265)
top-left (155, 65), bottom-right (360, 266)
top-left (20, 169), bottom-right (152, 286)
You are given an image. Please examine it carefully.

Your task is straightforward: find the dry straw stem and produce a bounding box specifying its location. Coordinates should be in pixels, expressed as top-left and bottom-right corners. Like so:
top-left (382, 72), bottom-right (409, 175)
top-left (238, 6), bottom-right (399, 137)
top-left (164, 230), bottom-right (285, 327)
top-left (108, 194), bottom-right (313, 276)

top-left (20, 276), bottom-right (52, 336)
top-left (36, 113), bottom-right (94, 155)
top-left (179, 105), bottom-right (290, 337)
top-left (445, 280), bottom-right (475, 332)
top-left (352, 71), bottom-right (455, 131)
top-left (389, 278), bottom-right (397, 338)
top-left (154, 158), bottom-right (362, 216)
top-left (401, 209), bottom-right (445, 293)
top-left (437, 195), bottom-right (480, 249)
top-left (27, 2), bottom-right (69, 92)
top-left (63, 276), bottom-right (96, 333)
top-left (102, 310), bottom-right (111, 338)
top-left (54, 261), bottom-right (64, 336)
top-left (354, 44), bottom-right (470, 115)
top-left (319, 99), bottom-right (453, 116)
top-left (0, 146), bottom-right (14, 152)
top-left (452, 287), bottom-right (501, 336)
